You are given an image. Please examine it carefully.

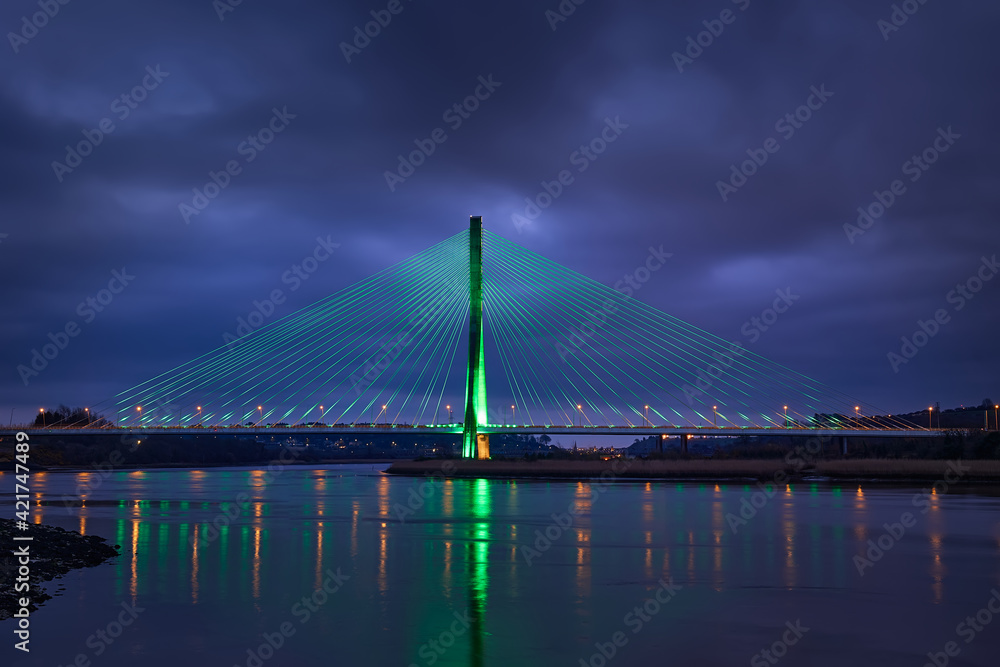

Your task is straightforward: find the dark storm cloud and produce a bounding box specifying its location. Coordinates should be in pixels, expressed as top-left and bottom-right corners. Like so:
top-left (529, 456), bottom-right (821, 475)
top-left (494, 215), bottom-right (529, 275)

top-left (1, 0), bottom-right (998, 423)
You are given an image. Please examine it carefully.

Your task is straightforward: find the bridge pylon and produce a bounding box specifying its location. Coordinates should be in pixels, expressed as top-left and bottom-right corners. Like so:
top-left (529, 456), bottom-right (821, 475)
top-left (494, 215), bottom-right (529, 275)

top-left (462, 216), bottom-right (489, 459)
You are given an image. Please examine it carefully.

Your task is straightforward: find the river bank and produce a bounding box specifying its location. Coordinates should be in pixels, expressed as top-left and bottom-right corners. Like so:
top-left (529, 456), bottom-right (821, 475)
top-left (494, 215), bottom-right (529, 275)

top-left (0, 519), bottom-right (120, 621)
top-left (0, 458), bottom-right (400, 473)
top-left (386, 458), bottom-right (1000, 481)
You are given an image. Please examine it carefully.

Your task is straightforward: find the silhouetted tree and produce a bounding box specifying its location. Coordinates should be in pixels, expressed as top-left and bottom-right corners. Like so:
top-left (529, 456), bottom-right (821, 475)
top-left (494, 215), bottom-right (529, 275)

top-left (33, 405), bottom-right (109, 428)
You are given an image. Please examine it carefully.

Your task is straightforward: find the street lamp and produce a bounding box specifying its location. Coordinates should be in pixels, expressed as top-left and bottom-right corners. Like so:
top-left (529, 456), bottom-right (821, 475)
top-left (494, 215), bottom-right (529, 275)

top-left (84, 407), bottom-right (90, 427)
top-left (511, 405), bottom-right (515, 427)
top-left (257, 405), bottom-right (263, 426)
top-left (783, 405), bottom-right (788, 428)
top-left (319, 405), bottom-right (325, 423)
top-left (855, 406), bottom-right (860, 427)
top-left (196, 406), bottom-right (202, 426)
top-left (577, 404), bottom-right (582, 427)
top-left (928, 406), bottom-right (933, 430)
top-left (447, 405), bottom-right (452, 424)
top-left (713, 405), bottom-right (717, 427)
top-left (39, 407), bottom-right (45, 428)
top-left (995, 405), bottom-right (999, 431)
top-left (136, 406), bottom-right (142, 425)
top-left (644, 405), bottom-right (649, 427)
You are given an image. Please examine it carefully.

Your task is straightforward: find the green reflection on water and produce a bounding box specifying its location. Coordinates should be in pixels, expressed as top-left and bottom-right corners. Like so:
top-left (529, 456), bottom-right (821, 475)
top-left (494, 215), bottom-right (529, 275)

top-left (467, 478), bottom-right (490, 667)
top-left (220, 523), bottom-right (229, 597)
top-left (65, 470), bottom-right (996, 666)
top-left (158, 522), bottom-right (169, 597)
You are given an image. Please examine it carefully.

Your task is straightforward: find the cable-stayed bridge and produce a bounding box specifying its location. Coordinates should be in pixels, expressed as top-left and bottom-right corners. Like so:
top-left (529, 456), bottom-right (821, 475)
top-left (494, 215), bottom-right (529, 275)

top-left (12, 217), bottom-right (938, 456)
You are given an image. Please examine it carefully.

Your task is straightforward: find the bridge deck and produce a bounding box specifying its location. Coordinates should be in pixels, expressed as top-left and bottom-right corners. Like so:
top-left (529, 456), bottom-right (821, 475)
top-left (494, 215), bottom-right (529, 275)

top-left (1, 425), bottom-right (941, 438)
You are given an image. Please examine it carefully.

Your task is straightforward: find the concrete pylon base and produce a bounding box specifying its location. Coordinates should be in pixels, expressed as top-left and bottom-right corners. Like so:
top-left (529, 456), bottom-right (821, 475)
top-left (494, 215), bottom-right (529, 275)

top-left (476, 434), bottom-right (490, 459)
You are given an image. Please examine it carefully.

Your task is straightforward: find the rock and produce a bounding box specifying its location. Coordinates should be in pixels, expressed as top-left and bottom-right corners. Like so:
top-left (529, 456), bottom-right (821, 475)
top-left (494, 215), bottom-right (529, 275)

top-left (0, 518), bottom-right (120, 620)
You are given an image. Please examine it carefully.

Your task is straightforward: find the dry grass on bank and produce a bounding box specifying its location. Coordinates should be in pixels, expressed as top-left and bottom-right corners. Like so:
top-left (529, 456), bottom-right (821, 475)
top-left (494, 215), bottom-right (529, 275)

top-left (390, 458), bottom-right (793, 480)
top-left (387, 458), bottom-right (1000, 480)
top-left (814, 459), bottom-right (1000, 479)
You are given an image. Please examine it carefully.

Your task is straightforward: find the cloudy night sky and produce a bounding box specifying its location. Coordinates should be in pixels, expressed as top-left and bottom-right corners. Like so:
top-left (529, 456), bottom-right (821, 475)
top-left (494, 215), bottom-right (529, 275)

top-left (1, 0), bottom-right (998, 424)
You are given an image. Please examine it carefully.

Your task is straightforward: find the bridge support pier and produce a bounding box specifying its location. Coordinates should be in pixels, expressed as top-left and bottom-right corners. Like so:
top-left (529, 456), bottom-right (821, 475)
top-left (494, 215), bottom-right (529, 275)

top-left (476, 433), bottom-right (490, 459)
top-left (840, 436), bottom-right (848, 456)
top-left (681, 433), bottom-right (690, 455)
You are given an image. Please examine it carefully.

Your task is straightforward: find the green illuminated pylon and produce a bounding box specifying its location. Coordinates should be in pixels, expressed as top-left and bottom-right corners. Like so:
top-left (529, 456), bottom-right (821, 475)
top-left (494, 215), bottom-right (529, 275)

top-left (462, 216), bottom-right (489, 458)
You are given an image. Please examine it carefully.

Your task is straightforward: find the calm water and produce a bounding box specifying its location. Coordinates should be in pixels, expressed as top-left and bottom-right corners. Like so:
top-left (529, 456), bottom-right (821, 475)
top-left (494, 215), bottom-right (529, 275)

top-left (4, 465), bottom-right (1000, 666)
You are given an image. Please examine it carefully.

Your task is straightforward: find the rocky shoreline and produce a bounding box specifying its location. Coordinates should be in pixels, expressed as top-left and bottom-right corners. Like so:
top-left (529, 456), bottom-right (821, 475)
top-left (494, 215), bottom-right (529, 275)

top-left (0, 519), bottom-right (120, 621)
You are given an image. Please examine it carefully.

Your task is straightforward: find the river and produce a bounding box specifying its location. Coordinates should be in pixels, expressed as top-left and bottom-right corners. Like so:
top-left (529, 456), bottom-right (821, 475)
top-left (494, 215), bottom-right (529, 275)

top-left (5, 464), bottom-right (1000, 666)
